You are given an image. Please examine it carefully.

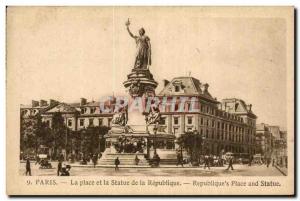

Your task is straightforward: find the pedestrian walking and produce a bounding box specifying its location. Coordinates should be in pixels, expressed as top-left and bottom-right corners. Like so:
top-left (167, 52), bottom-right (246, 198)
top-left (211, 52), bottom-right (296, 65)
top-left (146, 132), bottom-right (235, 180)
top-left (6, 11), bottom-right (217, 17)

top-left (266, 158), bottom-right (271, 168)
top-left (57, 160), bottom-right (62, 176)
top-left (248, 155), bottom-right (253, 166)
top-left (92, 154), bottom-right (98, 168)
top-left (226, 156), bottom-right (234, 170)
top-left (115, 157), bottom-right (120, 171)
top-left (135, 155), bottom-right (140, 166)
top-left (176, 153), bottom-right (183, 167)
top-left (204, 155), bottom-right (210, 170)
top-left (25, 158), bottom-right (31, 176)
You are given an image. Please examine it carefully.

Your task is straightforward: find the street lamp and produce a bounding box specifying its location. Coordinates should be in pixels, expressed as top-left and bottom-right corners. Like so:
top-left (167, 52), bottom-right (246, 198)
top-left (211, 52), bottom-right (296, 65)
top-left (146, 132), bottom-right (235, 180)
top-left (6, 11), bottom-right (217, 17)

top-left (153, 123), bottom-right (158, 155)
top-left (99, 135), bottom-right (103, 153)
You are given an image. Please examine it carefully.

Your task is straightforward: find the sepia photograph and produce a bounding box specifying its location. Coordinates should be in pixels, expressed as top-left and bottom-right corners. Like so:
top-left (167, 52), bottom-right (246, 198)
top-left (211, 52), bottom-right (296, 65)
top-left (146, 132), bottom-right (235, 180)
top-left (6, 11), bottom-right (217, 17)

top-left (6, 6), bottom-right (294, 195)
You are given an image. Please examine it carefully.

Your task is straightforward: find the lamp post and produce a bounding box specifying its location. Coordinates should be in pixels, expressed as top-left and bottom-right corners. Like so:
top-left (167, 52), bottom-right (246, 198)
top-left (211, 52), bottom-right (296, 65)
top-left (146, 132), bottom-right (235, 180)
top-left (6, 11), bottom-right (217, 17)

top-left (81, 129), bottom-right (86, 159)
top-left (99, 135), bottom-right (103, 153)
top-left (64, 114), bottom-right (69, 161)
top-left (153, 123), bottom-right (158, 155)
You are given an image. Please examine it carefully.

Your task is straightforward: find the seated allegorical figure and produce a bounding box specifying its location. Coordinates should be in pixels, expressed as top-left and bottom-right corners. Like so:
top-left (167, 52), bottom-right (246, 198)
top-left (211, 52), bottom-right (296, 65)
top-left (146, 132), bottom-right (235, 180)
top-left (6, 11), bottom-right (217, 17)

top-left (146, 106), bottom-right (161, 125)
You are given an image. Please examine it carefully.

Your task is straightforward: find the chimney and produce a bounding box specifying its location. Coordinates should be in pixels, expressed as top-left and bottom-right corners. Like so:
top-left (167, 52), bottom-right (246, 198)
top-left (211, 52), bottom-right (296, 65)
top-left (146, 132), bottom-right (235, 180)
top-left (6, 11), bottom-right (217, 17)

top-left (247, 104), bottom-right (252, 111)
top-left (203, 83), bottom-right (209, 92)
top-left (32, 100), bottom-right (39, 107)
top-left (49, 99), bottom-right (59, 106)
top-left (80, 98), bottom-right (87, 106)
top-left (40, 99), bottom-right (48, 107)
top-left (163, 79), bottom-right (170, 87)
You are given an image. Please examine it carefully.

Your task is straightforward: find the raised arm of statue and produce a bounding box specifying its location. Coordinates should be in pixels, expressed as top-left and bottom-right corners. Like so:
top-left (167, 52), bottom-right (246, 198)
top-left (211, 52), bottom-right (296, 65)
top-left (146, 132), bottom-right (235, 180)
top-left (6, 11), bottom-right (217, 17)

top-left (125, 18), bottom-right (137, 39)
top-left (126, 26), bottom-right (137, 39)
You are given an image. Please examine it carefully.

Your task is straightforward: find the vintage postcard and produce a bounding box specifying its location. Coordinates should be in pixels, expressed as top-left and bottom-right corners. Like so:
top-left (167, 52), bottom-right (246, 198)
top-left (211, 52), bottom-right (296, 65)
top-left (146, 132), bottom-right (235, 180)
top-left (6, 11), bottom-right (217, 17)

top-left (6, 6), bottom-right (294, 195)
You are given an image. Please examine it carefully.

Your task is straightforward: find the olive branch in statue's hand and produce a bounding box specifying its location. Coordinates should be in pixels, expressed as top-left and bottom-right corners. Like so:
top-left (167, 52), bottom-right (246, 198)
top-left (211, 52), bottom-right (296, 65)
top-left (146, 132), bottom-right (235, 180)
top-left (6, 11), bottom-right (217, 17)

top-left (125, 18), bottom-right (130, 27)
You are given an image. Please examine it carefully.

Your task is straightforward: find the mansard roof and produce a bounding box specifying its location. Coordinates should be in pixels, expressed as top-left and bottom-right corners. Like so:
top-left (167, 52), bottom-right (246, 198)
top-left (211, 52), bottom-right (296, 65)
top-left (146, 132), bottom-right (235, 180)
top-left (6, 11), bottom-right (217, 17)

top-left (44, 103), bottom-right (79, 114)
top-left (158, 76), bottom-right (218, 103)
top-left (221, 98), bottom-right (257, 118)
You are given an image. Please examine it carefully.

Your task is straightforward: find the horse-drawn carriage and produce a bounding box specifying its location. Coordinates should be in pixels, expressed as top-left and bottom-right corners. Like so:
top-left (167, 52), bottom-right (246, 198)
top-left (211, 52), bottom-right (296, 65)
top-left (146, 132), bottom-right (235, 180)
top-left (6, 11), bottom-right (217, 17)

top-left (38, 154), bottom-right (52, 169)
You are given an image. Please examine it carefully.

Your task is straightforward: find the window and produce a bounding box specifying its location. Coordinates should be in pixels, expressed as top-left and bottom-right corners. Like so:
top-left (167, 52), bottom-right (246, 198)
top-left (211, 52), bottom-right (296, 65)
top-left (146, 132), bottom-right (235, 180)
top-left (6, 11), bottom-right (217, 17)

top-left (217, 122), bottom-right (220, 129)
top-left (81, 108), bottom-right (87, 114)
top-left (174, 117), bottom-right (179, 125)
top-left (173, 128), bottom-right (178, 135)
top-left (46, 120), bottom-right (50, 127)
top-left (80, 119), bottom-right (84, 126)
top-left (201, 117), bottom-right (203, 125)
top-left (174, 103), bottom-right (179, 112)
top-left (108, 118), bottom-right (112, 127)
top-left (89, 118), bottom-right (94, 126)
top-left (212, 130), bottom-right (214, 139)
top-left (98, 118), bottom-right (103, 126)
top-left (187, 116), bottom-right (193, 124)
top-left (160, 117), bottom-right (166, 125)
top-left (206, 119), bottom-right (209, 126)
top-left (68, 119), bottom-right (72, 127)
top-left (90, 107), bottom-right (96, 114)
top-left (212, 120), bottom-right (215, 127)
top-left (186, 102), bottom-right (191, 111)
top-left (206, 129), bottom-right (209, 138)
top-left (175, 85), bottom-right (180, 92)
top-left (201, 105), bottom-right (204, 112)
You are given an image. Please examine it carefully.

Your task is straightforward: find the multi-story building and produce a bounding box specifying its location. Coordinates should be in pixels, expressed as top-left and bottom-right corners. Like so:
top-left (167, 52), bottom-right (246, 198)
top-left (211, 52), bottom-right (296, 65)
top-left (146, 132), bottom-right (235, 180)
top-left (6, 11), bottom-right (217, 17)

top-left (157, 76), bottom-right (257, 155)
top-left (268, 125), bottom-right (287, 167)
top-left (38, 98), bottom-right (114, 131)
top-left (255, 123), bottom-right (273, 158)
top-left (77, 98), bottom-right (114, 130)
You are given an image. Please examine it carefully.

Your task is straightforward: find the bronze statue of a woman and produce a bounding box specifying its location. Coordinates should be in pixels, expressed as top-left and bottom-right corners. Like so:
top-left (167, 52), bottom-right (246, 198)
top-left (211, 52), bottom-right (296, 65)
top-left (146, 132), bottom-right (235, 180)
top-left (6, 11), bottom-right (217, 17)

top-left (126, 19), bottom-right (151, 69)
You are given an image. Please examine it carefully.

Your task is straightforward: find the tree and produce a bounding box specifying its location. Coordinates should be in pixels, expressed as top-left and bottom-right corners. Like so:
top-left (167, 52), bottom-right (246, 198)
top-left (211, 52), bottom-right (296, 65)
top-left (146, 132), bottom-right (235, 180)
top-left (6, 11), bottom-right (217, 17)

top-left (37, 121), bottom-right (53, 149)
top-left (20, 114), bottom-right (43, 155)
top-left (51, 112), bottom-right (70, 158)
top-left (177, 130), bottom-right (204, 165)
top-left (79, 126), bottom-right (109, 158)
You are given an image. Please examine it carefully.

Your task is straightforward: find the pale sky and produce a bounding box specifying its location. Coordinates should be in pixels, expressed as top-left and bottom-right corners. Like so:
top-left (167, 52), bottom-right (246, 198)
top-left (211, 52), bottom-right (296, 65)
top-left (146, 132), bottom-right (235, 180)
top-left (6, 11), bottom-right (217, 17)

top-left (7, 7), bottom-right (290, 129)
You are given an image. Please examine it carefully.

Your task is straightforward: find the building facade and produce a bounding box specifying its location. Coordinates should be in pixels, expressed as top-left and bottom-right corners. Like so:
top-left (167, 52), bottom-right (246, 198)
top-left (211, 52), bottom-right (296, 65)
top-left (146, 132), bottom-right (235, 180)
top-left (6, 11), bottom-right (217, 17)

top-left (268, 126), bottom-right (288, 167)
top-left (255, 123), bottom-right (273, 158)
top-left (157, 76), bottom-right (257, 155)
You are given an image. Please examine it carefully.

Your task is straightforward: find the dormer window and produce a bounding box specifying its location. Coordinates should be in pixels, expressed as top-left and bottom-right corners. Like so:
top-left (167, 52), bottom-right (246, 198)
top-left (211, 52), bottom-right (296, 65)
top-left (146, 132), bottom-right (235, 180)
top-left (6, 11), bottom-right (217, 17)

top-left (90, 107), bottom-right (96, 114)
top-left (81, 108), bottom-right (88, 114)
top-left (172, 80), bottom-right (184, 93)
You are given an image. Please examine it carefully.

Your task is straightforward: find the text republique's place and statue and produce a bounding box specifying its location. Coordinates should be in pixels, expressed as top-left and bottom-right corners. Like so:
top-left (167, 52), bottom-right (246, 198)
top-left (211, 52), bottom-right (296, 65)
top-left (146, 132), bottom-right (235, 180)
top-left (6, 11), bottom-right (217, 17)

top-left (101, 19), bottom-right (174, 164)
